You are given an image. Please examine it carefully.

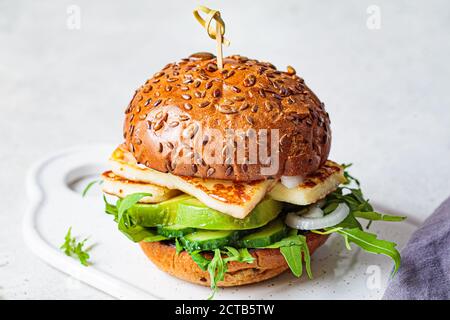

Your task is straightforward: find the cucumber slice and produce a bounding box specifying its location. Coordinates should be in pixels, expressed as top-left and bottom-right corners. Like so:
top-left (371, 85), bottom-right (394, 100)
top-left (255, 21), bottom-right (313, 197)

top-left (157, 224), bottom-right (196, 238)
top-left (181, 230), bottom-right (238, 251)
top-left (237, 218), bottom-right (287, 248)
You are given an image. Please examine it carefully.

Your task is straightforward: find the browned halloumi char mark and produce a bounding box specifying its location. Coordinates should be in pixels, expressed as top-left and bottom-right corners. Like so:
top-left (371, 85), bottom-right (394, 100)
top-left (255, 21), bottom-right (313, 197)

top-left (101, 171), bottom-right (180, 203)
top-left (108, 146), bottom-right (273, 218)
top-left (301, 161), bottom-right (343, 187)
top-left (106, 145), bottom-right (344, 212)
top-left (178, 175), bottom-right (264, 204)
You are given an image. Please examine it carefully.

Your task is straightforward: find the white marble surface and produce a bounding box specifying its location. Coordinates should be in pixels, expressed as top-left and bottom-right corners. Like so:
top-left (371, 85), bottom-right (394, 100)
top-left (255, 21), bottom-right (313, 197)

top-left (0, 0), bottom-right (449, 299)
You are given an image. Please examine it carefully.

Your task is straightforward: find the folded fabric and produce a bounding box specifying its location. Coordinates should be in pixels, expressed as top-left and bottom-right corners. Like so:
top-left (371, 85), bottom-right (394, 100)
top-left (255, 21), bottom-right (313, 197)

top-left (383, 196), bottom-right (450, 300)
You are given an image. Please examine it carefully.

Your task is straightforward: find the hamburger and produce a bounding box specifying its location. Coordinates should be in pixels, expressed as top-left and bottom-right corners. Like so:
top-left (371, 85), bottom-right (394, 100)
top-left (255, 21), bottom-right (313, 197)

top-left (100, 52), bottom-right (405, 296)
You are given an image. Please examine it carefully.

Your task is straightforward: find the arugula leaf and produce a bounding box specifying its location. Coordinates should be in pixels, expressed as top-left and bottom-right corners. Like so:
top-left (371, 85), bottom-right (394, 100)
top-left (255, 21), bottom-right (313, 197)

top-left (280, 245), bottom-right (303, 277)
top-left (341, 163), bottom-right (360, 186)
top-left (117, 219), bottom-right (165, 242)
top-left (353, 211), bottom-right (406, 222)
top-left (302, 240), bottom-right (312, 278)
top-left (237, 248), bottom-right (255, 263)
top-left (104, 193), bottom-right (170, 242)
top-left (322, 202), bottom-right (339, 214)
top-left (223, 246), bottom-right (255, 264)
top-left (264, 234), bottom-right (312, 279)
top-left (103, 195), bottom-right (118, 217)
top-left (325, 176), bottom-right (405, 228)
top-left (184, 245), bottom-right (257, 299)
top-left (117, 219), bottom-right (149, 242)
top-left (311, 227), bottom-right (343, 235)
top-left (264, 234), bottom-right (305, 248)
top-left (60, 227), bottom-right (91, 266)
top-left (332, 227), bottom-right (401, 274)
top-left (185, 246), bottom-right (257, 299)
top-left (327, 188), bottom-right (372, 213)
top-left (61, 227), bottom-right (74, 256)
top-left (311, 165), bottom-right (405, 275)
top-left (175, 238), bottom-right (183, 255)
top-left (189, 251), bottom-right (211, 271)
top-left (82, 179), bottom-right (103, 197)
top-left (207, 249), bottom-right (226, 300)
top-left (142, 234), bottom-right (167, 242)
top-left (334, 210), bottom-right (363, 229)
top-left (117, 193), bottom-right (152, 226)
top-left (188, 246), bottom-right (257, 299)
top-left (263, 235), bottom-right (297, 248)
top-left (74, 239), bottom-right (90, 266)
top-left (223, 246), bottom-right (241, 262)
top-left (223, 246), bottom-right (240, 259)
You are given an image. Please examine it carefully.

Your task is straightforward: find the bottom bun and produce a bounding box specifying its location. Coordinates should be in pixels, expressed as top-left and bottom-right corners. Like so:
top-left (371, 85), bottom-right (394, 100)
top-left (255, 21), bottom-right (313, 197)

top-left (139, 232), bottom-right (329, 287)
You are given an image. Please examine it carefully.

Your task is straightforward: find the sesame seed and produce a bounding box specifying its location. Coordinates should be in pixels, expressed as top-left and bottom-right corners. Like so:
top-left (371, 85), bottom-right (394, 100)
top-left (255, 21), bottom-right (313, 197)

top-left (199, 101), bottom-right (210, 108)
top-left (206, 167), bottom-right (216, 177)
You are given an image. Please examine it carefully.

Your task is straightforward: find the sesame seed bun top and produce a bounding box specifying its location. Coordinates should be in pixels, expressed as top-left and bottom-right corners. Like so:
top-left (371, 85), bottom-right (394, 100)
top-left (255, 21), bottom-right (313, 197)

top-left (123, 53), bottom-right (331, 181)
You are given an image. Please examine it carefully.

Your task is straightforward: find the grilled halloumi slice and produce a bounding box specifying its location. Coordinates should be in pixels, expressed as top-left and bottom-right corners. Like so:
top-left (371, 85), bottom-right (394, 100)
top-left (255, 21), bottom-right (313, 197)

top-left (107, 146), bottom-right (344, 218)
top-left (268, 161), bottom-right (345, 205)
top-left (109, 147), bottom-right (275, 219)
top-left (101, 171), bottom-right (180, 203)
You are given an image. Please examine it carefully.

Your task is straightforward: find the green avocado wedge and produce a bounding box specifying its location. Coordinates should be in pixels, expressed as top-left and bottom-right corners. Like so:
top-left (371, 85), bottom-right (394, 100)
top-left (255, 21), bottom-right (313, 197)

top-left (175, 197), bottom-right (283, 230)
top-left (120, 194), bottom-right (191, 227)
top-left (105, 195), bottom-right (282, 230)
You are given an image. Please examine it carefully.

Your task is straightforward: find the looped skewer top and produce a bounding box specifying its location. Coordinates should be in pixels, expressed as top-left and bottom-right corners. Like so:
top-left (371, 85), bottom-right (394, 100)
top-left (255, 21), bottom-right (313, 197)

top-left (193, 6), bottom-right (230, 70)
top-left (193, 6), bottom-right (230, 46)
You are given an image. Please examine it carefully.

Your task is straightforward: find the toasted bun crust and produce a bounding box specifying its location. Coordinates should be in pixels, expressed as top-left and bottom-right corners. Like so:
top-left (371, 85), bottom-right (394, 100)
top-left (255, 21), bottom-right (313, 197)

top-left (124, 53), bottom-right (331, 181)
top-left (139, 232), bottom-right (329, 287)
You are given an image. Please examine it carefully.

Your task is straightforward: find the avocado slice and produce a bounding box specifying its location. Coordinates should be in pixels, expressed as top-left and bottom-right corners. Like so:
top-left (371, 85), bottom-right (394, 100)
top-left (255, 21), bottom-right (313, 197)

top-left (107, 195), bottom-right (282, 230)
top-left (124, 194), bottom-right (191, 226)
top-left (175, 197), bottom-right (282, 230)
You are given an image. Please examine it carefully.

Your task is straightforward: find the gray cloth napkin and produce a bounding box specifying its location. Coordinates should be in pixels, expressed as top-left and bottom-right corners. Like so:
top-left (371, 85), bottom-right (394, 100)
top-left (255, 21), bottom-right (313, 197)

top-left (383, 196), bottom-right (450, 300)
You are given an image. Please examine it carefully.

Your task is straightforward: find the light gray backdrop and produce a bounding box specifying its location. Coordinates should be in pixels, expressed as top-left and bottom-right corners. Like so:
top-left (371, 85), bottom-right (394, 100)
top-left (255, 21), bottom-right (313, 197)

top-left (0, 0), bottom-right (449, 299)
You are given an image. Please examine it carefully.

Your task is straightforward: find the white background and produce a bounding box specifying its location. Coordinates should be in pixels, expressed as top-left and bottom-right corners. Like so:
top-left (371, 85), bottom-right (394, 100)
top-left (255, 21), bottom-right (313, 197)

top-left (1, 0), bottom-right (449, 299)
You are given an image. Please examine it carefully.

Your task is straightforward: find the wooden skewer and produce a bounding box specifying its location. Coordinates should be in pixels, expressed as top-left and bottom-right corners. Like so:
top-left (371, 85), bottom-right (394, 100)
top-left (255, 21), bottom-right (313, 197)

top-left (216, 22), bottom-right (223, 69)
top-left (193, 6), bottom-right (229, 71)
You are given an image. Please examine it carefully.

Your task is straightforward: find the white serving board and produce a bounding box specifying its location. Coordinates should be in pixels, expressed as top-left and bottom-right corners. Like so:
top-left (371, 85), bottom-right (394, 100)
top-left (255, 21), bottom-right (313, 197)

top-left (23, 145), bottom-right (419, 300)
